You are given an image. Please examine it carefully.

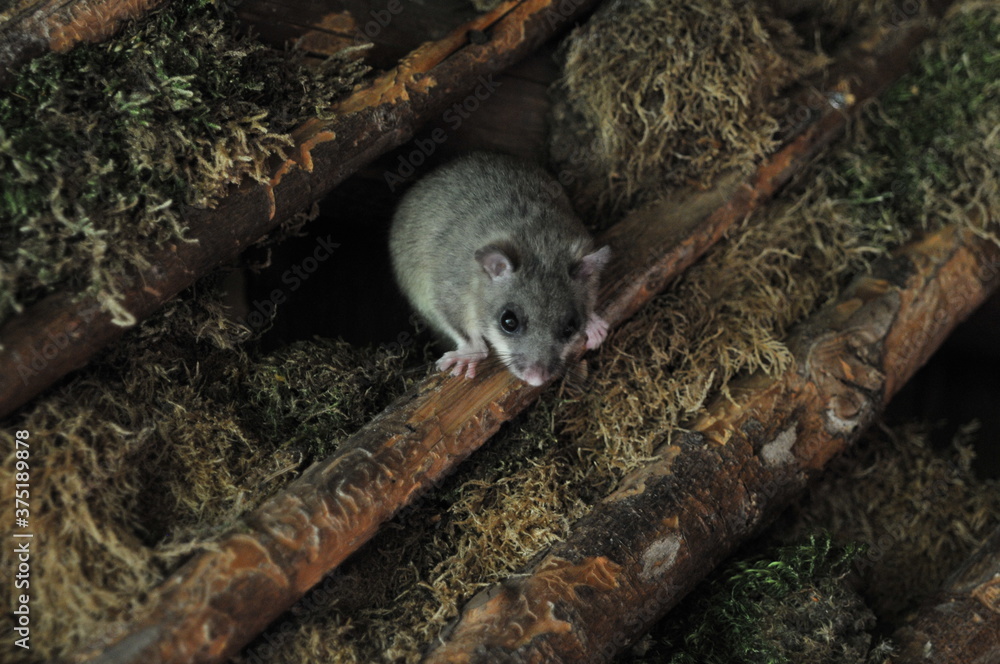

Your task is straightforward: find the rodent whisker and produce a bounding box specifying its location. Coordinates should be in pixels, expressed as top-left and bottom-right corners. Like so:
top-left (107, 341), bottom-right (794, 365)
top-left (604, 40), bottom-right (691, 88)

top-left (560, 359), bottom-right (592, 395)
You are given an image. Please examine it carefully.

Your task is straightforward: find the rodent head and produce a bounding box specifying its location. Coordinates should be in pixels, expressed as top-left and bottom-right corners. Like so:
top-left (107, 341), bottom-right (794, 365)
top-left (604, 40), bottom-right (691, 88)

top-left (474, 242), bottom-right (610, 386)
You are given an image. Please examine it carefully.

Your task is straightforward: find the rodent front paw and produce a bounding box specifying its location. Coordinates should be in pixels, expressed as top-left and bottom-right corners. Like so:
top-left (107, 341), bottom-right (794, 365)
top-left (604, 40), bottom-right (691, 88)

top-left (585, 313), bottom-right (609, 350)
top-left (437, 346), bottom-right (489, 379)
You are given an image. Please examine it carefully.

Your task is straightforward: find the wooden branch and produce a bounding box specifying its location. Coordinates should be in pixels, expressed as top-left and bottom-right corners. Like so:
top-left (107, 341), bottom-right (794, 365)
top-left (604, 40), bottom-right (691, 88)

top-left (0, 0), bottom-right (604, 420)
top-left (76, 12), bottom-right (948, 664)
top-left (425, 225), bottom-right (1000, 663)
top-left (888, 524), bottom-right (1000, 664)
top-left (0, 0), bottom-right (167, 85)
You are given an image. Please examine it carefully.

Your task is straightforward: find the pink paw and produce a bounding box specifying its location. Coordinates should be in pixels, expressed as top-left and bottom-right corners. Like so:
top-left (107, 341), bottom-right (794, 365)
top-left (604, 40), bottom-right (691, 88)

top-left (437, 346), bottom-right (488, 379)
top-left (585, 313), bottom-right (609, 350)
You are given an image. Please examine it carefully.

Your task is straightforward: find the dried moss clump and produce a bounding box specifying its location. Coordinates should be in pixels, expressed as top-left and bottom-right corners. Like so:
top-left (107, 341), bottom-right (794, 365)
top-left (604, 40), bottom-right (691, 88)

top-left (782, 422), bottom-right (1000, 623)
top-left (0, 0), bottom-right (367, 327)
top-left (560, 0), bottom-right (1000, 446)
top-left (623, 535), bottom-right (885, 664)
top-left (548, 0), bottom-right (825, 225)
top-left (0, 287), bottom-right (417, 663)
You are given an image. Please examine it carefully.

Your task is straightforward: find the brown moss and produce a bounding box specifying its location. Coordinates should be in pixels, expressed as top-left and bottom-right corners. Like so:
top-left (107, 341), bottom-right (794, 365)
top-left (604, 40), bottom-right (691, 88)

top-left (240, 336), bottom-right (420, 459)
top-left (237, 400), bottom-right (581, 664)
top-left (548, 0), bottom-right (828, 227)
top-left (0, 292), bottom-right (258, 662)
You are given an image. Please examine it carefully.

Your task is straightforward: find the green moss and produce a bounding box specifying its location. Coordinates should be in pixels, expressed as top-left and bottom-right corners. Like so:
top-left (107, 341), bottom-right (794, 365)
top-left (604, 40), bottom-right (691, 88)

top-left (0, 0), bottom-right (366, 327)
top-left (835, 4), bottom-right (1000, 237)
top-left (625, 535), bottom-right (883, 664)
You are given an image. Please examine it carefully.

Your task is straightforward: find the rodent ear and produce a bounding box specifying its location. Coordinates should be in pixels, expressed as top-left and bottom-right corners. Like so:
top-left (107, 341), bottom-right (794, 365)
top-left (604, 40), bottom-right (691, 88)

top-left (573, 245), bottom-right (611, 281)
top-left (475, 244), bottom-right (518, 280)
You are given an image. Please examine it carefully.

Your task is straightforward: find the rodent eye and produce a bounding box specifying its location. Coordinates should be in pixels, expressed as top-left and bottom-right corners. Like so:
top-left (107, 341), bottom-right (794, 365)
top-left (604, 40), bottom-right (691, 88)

top-left (499, 309), bottom-right (520, 334)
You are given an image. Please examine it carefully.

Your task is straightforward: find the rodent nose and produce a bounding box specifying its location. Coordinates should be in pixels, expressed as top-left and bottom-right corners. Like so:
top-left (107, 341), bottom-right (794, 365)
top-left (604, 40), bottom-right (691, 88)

top-left (520, 365), bottom-right (550, 386)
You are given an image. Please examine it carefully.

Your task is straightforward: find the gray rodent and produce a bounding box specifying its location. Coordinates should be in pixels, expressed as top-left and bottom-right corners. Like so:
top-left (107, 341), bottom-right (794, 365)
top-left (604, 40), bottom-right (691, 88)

top-left (389, 152), bottom-right (610, 386)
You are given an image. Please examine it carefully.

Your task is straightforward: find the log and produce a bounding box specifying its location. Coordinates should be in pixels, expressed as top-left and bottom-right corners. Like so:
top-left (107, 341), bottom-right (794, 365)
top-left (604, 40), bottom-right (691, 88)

top-left (889, 524), bottom-right (1000, 664)
top-left (0, 0), bottom-right (605, 420)
top-left (78, 11), bottom-right (946, 664)
top-left (425, 225), bottom-right (1000, 663)
top-left (0, 0), bottom-right (167, 85)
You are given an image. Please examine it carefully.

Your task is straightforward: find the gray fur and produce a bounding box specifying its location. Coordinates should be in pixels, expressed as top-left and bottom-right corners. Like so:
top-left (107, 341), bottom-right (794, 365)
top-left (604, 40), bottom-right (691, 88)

top-left (389, 152), bottom-right (610, 386)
